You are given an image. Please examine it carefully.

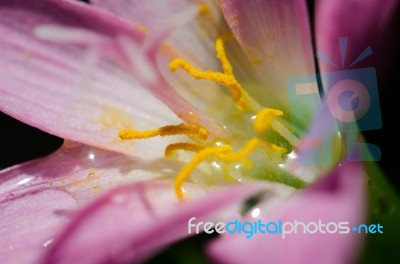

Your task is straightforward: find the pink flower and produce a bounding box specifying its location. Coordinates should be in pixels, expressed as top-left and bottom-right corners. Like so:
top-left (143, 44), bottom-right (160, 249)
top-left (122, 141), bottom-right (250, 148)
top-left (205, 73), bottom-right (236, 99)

top-left (0, 0), bottom-right (397, 263)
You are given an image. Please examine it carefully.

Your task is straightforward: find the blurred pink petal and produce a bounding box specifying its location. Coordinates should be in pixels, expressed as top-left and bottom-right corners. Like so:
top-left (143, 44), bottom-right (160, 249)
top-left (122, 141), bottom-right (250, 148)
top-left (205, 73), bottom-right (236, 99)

top-left (40, 181), bottom-right (263, 264)
top-left (219, 0), bottom-right (316, 122)
top-left (0, 142), bottom-right (206, 263)
top-left (316, 0), bottom-right (398, 73)
top-left (208, 162), bottom-right (366, 264)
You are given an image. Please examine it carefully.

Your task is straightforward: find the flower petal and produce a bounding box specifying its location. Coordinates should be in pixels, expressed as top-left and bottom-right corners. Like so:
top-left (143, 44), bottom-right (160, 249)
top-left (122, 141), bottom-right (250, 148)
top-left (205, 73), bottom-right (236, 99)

top-left (0, 140), bottom-right (272, 263)
top-left (0, 0), bottom-right (225, 159)
top-left (0, 189), bottom-right (76, 264)
top-left (40, 181), bottom-right (262, 264)
top-left (219, 0), bottom-right (316, 121)
top-left (0, 141), bottom-right (198, 263)
top-left (316, 0), bottom-right (399, 73)
top-left (91, 0), bottom-right (248, 126)
top-left (208, 162), bottom-right (366, 264)
top-left (90, 0), bottom-right (225, 70)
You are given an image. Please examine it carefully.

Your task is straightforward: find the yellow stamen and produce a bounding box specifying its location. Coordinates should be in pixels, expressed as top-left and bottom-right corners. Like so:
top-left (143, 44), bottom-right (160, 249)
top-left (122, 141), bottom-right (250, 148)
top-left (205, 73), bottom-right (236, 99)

top-left (164, 142), bottom-right (204, 157)
top-left (215, 38), bottom-right (233, 75)
top-left (174, 145), bottom-right (231, 200)
top-left (218, 138), bottom-right (285, 163)
top-left (198, 4), bottom-right (210, 16)
top-left (119, 123), bottom-right (209, 140)
top-left (119, 128), bottom-right (159, 139)
top-left (254, 108), bottom-right (284, 134)
top-left (169, 59), bottom-right (242, 100)
top-left (169, 37), bottom-right (251, 111)
top-left (218, 138), bottom-right (260, 162)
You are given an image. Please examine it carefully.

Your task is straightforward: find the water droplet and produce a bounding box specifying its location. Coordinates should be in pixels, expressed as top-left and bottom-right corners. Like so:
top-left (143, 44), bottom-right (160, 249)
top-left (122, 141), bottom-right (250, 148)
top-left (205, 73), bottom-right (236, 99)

top-left (251, 207), bottom-right (261, 218)
top-left (211, 161), bottom-right (221, 169)
top-left (240, 192), bottom-right (265, 216)
top-left (43, 238), bottom-right (54, 247)
top-left (88, 152), bottom-right (95, 161)
top-left (226, 163), bottom-right (246, 181)
top-left (16, 176), bottom-right (36, 186)
top-left (214, 141), bottom-right (224, 147)
top-left (287, 151), bottom-right (297, 160)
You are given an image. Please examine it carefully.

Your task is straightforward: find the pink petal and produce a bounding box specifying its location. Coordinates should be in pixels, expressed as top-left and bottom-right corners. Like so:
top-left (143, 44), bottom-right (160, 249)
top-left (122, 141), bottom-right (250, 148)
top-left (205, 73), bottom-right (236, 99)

top-left (90, 0), bottom-right (225, 71)
top-left (316, 0), bottom-right (399, 73)
top-left (91, 0), bottom-right (248, 126)
top-left (208, 162), bottom-right (366, 264)
top-left (0, 0), bottom-right (225, 158)
top-left (40, 182), bottom-right (262, 264)
top-left (0, 141), bottom-right (267, 263)
top-left (0, 189), bottom-right (76, 264)
top-left (0, 142), bottom-right (193, 263)
top-left (219, 0), bottom-right (316, 120)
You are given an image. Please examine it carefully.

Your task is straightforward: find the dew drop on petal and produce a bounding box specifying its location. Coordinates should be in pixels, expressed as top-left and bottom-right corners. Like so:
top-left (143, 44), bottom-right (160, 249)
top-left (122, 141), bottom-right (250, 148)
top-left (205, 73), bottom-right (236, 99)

top-left (16, 177), bottom-right (33, 186)
top-left (251, 207), bottom-right (261, 218)
top-left (211, 161), bottom-right (221, 169)
top-left (88, 152), bottom-right (96, 161)
top-left (43, 238), bottom-right (54, 247)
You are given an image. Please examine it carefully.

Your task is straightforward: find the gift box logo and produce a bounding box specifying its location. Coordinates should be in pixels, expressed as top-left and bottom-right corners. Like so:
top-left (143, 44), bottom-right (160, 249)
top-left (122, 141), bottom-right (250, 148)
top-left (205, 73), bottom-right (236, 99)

top-left (286, 37), bottom-right (382, 166)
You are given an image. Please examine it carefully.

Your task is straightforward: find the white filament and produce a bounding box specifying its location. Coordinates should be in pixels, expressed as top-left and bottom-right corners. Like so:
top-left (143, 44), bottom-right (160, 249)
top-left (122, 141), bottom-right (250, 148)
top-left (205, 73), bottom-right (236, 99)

top-left (117, 35), bottom-right (157, 85)
top-left (34, 25), bottom-right (104, 44)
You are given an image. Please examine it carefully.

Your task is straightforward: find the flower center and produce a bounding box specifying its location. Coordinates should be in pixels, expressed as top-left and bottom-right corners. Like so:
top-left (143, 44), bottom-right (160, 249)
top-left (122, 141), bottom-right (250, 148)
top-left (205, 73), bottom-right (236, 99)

top-left (119, 37), bottom-right (304, 200)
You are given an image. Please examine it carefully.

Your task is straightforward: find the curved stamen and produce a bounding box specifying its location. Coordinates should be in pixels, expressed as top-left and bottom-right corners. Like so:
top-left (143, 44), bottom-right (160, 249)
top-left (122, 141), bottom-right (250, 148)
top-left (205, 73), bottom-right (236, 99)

top-left (218, 138), bottom-right (285, 162)
top-left (119, 123), bottom-right (209, 140)
top-left (174, 146), bottom-right (232, 199)
top-left (169, 37), bottom-right (252, 111)
top-left (253, 108), bottom-right (284, 134)
top-left (164, 142), bottom-right (204, 157)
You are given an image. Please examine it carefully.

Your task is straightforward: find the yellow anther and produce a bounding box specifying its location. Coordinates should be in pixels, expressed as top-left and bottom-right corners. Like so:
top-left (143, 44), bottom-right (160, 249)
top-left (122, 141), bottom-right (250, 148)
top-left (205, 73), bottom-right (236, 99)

top-left (253, 108), bottom-right (284, 134)
top-left (215, 38), bottom-right (233, 75)
top-left (198, 4), bottom-right (210, 16)
top-left (119, 123), bottom-right (209, 140)
top-left (169, 58), bottom-right (242, 99)
top-left (164, 142), bottom-right (204, 157)
top-left (174, 145), bottom-right (231, 200)
top-left (169, 36), bottom-right (252, 111)
top-left (119, 128), bottom-right (159, 139)
top-left (169, 58), bottom-right (249, 110)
